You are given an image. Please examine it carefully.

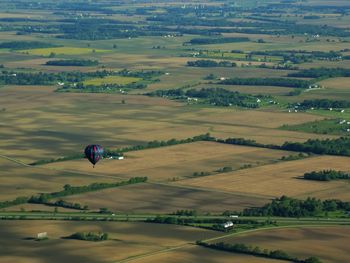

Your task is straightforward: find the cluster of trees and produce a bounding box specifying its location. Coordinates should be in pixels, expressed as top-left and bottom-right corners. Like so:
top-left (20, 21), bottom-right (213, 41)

top-left (242, 196), bottom-right (350, 217)
top-left (258, 63), bottom-right (299, 70)
top-left (46, 59), bottom-right (99, 66)
top-left (197, 242), bottom-right (322, 263)
top-left (304, 170), bottom-right (350, 181)
top-left (187, 60), bottom-right (236, 67)
top-left (118, 69), bottom-right (163, 80)
top-left (186, 37), bottom-right (250, 45)
top-left (68, 232), bottom-right (108, 242)
top-left (219, 77), bottom-right (310, 88)
top-left (296, 99), bottom-right (350, 109)
top-left (49, 199), bottom-right (88, 210)
top-left (0, 41), bottom-right (59, 50)
top-left (280, 153), bottom-right (309, 161)
top-left (148, 88), bottom-right (260, 108)
top-left (288, 68), bottom-right (350, 78)
top-left (217, 166), bottom-right (233, 173)
top-left (192, 171), bottom-right (211, 177)
top-left (172, 210), bottom-right (198, 216)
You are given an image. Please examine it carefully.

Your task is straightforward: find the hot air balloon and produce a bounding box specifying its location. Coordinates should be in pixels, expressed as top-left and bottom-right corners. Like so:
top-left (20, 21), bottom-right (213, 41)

top-left (84, 144), bottom-right (104, 167)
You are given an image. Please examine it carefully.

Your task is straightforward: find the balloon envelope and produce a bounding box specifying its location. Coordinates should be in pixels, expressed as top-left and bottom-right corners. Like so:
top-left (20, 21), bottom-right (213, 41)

top-left (84, 144), bottom-right (104, 166)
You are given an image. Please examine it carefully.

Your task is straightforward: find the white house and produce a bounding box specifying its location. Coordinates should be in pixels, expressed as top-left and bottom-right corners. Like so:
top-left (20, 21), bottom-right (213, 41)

top-left (222, 221), bottom-right (234, 228)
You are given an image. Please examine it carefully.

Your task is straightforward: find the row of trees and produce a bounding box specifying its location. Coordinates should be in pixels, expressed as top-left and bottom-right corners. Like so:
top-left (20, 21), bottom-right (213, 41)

top-left (186, 37), bottom-right (250, 45)
top-left (304, 170), bottom-right (350, 181)
top-left (219, 77), bottom-right (310, 88)
top-left (197, 242), bottom-right (322, 263)
top-left (0, 41), bottom-right (59, 50)
top-left (46, 59), bottom-right (99, 67)
top-left (242, 196), bottom-right (350, 217)
top-left (28, 177), bottom-right (148, 204)
top-left (187, 60), bottom-right (236, 67)
top-left (288, 67), bottom-right (350, 78)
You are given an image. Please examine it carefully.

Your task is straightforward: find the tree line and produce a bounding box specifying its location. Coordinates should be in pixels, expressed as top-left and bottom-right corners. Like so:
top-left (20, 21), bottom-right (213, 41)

top-left (187, 60), bottom-right (236, 68)
top-left (197, 241), bottom-right (322, 263)
top-left (185, 37), bottom-right (250, 45)
top-left (296, 99), bottom-right (350, 109)
top-left (46, 59), bottom-right (99, 67)
top-left (219, 77), bottom-right (310, 88)
top-left (68, 232), bottom-right (108, 242)
top-left (303, 170), bottom-right (350, 181)
top-left (288, 67), bottom-right (350, 78)
top-left (242, 196), bottom-right (350, 217)
top-left (0, 41), bottom-right (59, 50)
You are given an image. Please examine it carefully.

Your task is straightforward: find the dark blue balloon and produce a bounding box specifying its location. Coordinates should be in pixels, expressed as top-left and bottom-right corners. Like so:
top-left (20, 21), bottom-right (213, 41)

top-left (84, 145), bottom-right (104, 166)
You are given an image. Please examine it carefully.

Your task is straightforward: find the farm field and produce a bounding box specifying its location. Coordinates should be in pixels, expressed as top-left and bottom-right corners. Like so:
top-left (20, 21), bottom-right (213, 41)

top-left (179, 155), bottom-right (350, 199)
top-left (43, 141), bottom-right (295, 182)
top-left (218, 226), bottom-right (350, 263)
top-left (139, 246), bottom-right (286, 263)
top-left (0, 157), bottom-right (118, 201)
top-left (60, 182), bottom-right (269, 214)
top-left (0, 221), bottom-right (219, 263)
top-left (18, 47), bottom-right (110, 56)
top-left (1, 1), bottom-right (350, 262)
top-left (0, 85), bottom-right (332, 162)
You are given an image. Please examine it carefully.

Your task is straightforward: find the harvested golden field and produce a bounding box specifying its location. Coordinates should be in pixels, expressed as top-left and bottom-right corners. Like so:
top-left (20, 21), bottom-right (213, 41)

top-left (0, 86), bottom-right (332, 162)
top-left (44, 141), bottom-right (293, 182)
top-left (0, 157), bottom-right (118, 202)
top-left (140, 246), bottom-right (285, 263)
top-left (61, 182), bottom-right (269, 213)
top-left (179, 156), bottom-right (350, 199)
top-left (0, 221), bottom-right (218, 263)
top-left (219, 226), bottom-right (350, 263)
